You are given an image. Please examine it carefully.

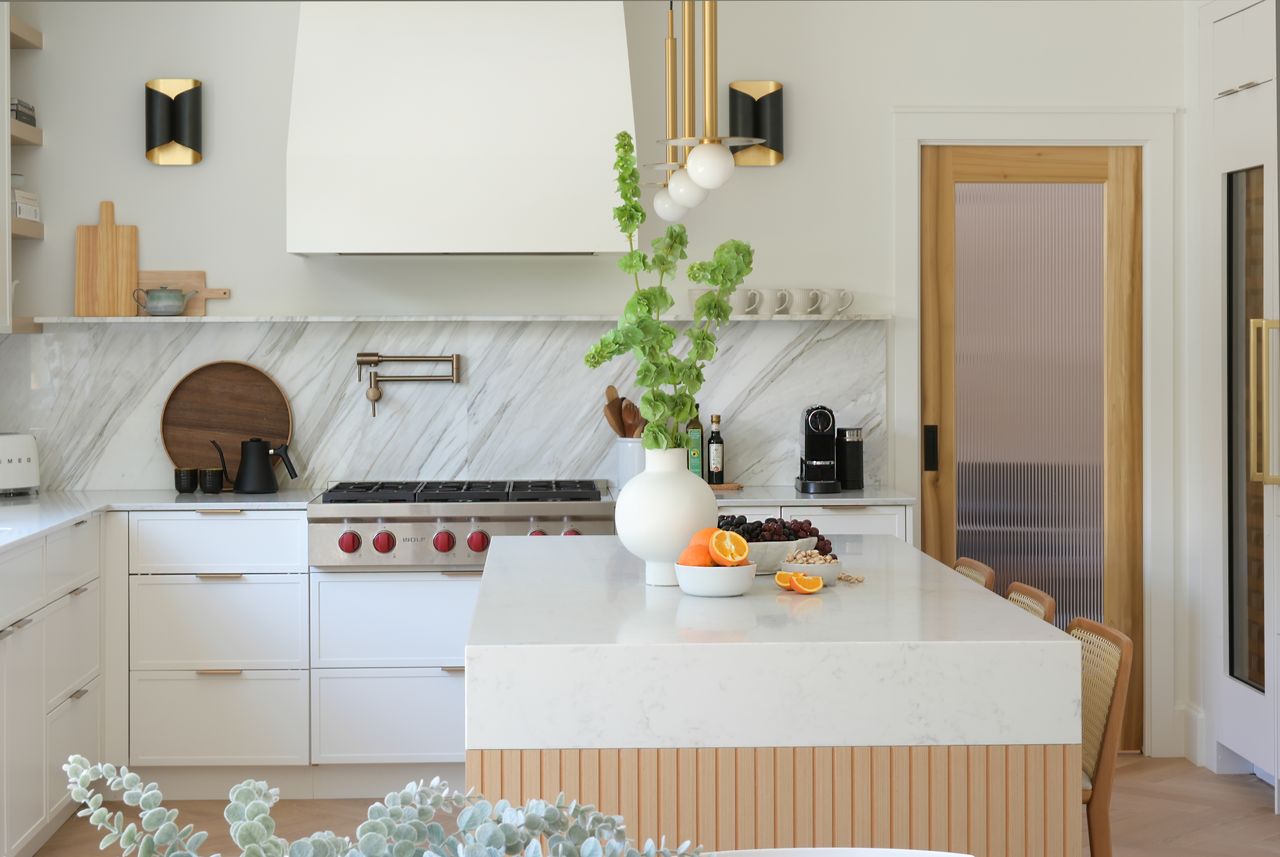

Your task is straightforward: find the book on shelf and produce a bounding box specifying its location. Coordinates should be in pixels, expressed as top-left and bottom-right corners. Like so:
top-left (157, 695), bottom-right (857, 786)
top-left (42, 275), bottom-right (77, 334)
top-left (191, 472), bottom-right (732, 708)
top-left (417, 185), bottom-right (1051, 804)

top-left (11, 189), bottom-right (39, 205)
top-left (11, 189), bottom-right (41, 223)
top-left (9, 98), bottom-right (37, 126)
top-left (12, 204), bottom-right (40, 223)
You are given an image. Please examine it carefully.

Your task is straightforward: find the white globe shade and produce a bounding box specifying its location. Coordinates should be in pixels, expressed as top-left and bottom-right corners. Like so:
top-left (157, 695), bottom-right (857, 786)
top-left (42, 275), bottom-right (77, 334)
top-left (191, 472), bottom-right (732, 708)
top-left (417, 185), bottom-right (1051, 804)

top-left (667, 169), bottom-right (708, 208)
top-left (686, 142), bottom-right (735, 189)
top-left (653, 188), bottom-right (687, 223)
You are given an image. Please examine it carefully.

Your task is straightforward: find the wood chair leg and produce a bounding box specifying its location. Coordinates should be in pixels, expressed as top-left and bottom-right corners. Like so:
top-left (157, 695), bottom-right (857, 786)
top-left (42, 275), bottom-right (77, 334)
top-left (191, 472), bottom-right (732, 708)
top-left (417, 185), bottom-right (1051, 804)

top-left (1086, 798), bottom-right (1112, 857)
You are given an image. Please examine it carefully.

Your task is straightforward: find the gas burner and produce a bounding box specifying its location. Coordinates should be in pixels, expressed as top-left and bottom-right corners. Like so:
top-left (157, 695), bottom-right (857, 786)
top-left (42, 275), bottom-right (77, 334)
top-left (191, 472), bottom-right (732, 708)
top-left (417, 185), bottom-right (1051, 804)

top-left (509, 480), bottom-right (602, 502)
top-left (322, 481), bottom-right (423, 503)
top-left (416, 481), bottom-right (510, 502)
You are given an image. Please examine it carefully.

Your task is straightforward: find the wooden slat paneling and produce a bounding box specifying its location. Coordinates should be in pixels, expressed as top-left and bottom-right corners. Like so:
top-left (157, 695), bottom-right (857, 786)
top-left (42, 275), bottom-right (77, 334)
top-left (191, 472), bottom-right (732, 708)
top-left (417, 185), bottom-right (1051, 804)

top-left (473, 744), bottom-right (1080, 857)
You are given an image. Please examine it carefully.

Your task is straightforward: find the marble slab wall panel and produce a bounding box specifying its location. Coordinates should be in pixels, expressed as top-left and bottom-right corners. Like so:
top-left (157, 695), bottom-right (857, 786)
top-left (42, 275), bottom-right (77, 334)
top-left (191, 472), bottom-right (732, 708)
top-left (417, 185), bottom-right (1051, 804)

top-left (0, 320), bottom-right (886, 491)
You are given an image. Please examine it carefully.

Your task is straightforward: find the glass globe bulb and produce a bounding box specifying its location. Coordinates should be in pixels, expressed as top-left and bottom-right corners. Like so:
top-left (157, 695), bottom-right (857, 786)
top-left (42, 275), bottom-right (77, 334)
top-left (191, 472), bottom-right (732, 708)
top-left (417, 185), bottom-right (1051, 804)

top-left (667, 169), bottom-right (708, 208)
top-left (653, 188), bottom-right (687, 223)
top-left (686, 142), bottom-right (735, 190)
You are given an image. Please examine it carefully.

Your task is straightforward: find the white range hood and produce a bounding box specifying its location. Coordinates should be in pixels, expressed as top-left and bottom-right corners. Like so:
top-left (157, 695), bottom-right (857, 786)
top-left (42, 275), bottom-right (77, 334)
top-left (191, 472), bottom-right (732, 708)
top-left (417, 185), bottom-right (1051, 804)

top-left (286, 1), bottom-right (635, 255)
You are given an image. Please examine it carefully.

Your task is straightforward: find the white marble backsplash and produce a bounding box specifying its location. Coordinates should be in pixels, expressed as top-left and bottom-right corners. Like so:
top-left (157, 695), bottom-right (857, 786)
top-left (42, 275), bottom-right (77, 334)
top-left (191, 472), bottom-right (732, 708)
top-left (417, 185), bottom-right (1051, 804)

top-left (0, 320), bottom-right (885, 491)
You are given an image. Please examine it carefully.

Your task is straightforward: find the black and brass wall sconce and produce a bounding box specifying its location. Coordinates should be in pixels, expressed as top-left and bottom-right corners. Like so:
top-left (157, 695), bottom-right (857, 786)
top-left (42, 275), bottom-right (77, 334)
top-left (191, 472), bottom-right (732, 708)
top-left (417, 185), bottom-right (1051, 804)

top-left (145, 78), bottom-right (202, 165)
top-left (357, 352), bottom-right (462, 417)
top-left (729, 80), bottom-right (783, 166)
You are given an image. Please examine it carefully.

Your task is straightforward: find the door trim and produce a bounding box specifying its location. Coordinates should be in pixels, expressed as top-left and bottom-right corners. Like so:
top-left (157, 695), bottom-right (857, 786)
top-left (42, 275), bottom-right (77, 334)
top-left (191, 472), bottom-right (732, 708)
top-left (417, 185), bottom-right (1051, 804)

top-left (892, 108), bottom-right (1179, 758)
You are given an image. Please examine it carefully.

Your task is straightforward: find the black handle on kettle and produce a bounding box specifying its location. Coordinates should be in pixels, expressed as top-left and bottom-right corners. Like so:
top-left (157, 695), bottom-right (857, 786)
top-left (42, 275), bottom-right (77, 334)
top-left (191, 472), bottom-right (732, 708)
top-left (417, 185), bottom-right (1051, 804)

top-left (274, 443), bottom-right (298, 480)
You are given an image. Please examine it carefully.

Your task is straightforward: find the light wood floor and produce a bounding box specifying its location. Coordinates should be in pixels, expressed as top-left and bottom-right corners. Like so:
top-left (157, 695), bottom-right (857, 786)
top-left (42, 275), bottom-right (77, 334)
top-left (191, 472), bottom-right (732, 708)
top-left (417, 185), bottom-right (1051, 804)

top-left (35, 756), bottom-right (1280, 857)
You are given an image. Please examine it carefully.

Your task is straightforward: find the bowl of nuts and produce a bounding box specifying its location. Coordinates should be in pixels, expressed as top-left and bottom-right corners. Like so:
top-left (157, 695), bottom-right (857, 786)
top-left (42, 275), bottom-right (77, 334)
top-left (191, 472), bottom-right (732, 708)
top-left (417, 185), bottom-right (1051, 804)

top-left (782, 548), bottom-right (842, 583)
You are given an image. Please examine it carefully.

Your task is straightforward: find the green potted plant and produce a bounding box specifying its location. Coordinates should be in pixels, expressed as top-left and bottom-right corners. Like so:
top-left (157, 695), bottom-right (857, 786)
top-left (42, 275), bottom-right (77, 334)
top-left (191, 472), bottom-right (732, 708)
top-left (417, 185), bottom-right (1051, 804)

top-left (584, 132), bottom-right (753, 585)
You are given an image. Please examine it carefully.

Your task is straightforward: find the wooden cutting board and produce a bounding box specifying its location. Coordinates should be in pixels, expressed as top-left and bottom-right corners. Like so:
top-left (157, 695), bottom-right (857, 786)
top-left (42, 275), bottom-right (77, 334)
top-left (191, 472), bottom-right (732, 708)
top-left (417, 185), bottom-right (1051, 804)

top-left (136, 271), bottom-right (231, 317)
top-left (161, 361), bottom-right (293, 487)
top-left (75, 202), bottom-right (139, 317)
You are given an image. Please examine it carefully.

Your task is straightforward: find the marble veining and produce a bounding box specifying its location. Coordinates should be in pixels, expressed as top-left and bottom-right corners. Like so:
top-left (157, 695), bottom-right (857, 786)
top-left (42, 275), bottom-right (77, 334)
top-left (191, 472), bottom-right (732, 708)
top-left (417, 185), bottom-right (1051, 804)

top-left (466, 534), bottom-right (1081, 749)
top-left (0, 319), bottom-right (885, 491)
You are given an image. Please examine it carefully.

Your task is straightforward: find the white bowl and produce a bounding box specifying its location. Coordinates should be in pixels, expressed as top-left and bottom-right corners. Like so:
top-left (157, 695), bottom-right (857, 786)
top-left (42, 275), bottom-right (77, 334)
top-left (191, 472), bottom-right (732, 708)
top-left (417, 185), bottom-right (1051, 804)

top-left (675, 563), bottom-right (757, 597)
top-left (782, 559), bottom-right (841, 584)
top-left (749, 537), bottom-right (818, 573)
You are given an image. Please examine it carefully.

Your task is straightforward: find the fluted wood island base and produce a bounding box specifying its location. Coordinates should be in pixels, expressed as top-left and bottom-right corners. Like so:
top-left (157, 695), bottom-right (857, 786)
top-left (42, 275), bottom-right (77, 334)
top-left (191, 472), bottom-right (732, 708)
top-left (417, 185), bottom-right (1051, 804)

top-left (466, 745), bottom-right (1080, 857)
top-left (466, 537), bottom-right (1083, 857)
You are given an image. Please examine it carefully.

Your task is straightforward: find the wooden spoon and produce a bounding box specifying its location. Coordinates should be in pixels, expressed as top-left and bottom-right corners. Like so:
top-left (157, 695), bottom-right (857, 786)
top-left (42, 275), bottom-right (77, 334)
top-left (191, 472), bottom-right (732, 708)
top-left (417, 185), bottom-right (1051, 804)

top-left (632, 416), bottom-right (648, 438)
top-left (603, 401), bottom-right (626, 436)
top-left (621, 398), bottom-right (642, 438)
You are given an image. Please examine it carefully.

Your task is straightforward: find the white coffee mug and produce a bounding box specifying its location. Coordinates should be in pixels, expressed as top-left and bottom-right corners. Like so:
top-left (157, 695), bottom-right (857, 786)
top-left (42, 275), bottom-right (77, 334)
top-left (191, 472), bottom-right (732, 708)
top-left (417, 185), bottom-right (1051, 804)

top-left (792, 288), bottom-right (828, 315)
top-left (757, 288), bottom-right (792, 318)
top-left (729, 288), bottom-right (761, 316)
top-left (829, 289), bottom-right (855, 317)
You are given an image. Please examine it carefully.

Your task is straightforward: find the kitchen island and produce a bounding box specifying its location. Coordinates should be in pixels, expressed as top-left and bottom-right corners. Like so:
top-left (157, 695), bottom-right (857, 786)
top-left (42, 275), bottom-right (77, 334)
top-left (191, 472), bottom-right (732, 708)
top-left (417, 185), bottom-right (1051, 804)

top-left (465, 535), bottom-right (1081, 857)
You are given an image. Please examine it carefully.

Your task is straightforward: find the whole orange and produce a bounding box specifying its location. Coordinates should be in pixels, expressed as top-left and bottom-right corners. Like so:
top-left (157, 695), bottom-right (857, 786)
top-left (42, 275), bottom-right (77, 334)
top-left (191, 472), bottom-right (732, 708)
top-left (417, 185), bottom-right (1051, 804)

top-left (678, 543), bottom-right (714, 567)
top-left (688, 527), bottom-right (718, 548)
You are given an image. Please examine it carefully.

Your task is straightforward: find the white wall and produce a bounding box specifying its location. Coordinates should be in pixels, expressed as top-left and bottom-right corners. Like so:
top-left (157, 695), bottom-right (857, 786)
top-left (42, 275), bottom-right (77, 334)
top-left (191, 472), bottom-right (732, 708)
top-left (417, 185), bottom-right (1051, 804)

top-left (10, 0), bottom-right (1187, 319)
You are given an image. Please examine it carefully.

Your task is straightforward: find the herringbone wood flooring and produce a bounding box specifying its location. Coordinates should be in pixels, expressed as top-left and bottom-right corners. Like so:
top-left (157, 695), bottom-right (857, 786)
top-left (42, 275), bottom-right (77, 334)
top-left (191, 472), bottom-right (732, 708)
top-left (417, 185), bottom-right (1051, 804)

top-left (35, 756), bottom-right (1280, 857)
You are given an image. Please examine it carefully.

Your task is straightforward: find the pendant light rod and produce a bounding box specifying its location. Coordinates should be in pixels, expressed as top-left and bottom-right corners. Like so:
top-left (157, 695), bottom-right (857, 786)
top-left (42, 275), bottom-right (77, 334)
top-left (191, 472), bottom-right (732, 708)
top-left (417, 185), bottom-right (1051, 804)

top-left (682, 0), bottom-right (696, 160)
top-left (665, 2), bottom-right (677, 181)
top-left (702, 0), bottom-right (717, 141)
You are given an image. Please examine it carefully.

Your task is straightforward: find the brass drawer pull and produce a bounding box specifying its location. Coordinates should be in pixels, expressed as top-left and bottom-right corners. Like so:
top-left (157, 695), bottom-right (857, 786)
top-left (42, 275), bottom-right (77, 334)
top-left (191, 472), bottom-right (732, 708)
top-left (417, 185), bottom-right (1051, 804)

top-left (12, 617), bottom-right (33, 630)
top-left (1218, 86), bottom-right (1239, 97)
top-left (69, 586), bottom-right (90, 596)
top-left (70, 687), bottom-right (90, 700)
top-left (1238, 80), bottom-right (1263, 91)
top-left (73, 519), bottom-right (89, 527)
top-left (441, 666), bottom-right (466, 673)
top-left (195, 669), bottom-right (243, 676)
top-left (195, 509), bottom-right (245, 515)
top-left (442, 570), bottom-right (482, 577)
top-left (195, 573), bottom-right (245, 580)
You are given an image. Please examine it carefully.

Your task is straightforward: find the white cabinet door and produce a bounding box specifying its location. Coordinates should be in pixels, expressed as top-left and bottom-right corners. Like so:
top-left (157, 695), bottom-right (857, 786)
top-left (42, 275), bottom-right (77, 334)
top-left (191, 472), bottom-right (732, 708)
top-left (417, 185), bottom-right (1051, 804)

top-left (1213, 0), bottom-right (1275, 96)
top-left (46, 677), bottom-right (101, 815)
top-left (780, 505), bottom-right (907, 539)
top-left (130, 511), bottom-right (306, 574)
top-left (311, 668), bottom-right (465, 763)
top-left (129, 671), bottom-right (308, 766)
top-left (0, 542), bottom-right (43, 630)
top-left (44, 581), bottom-right (100, 713)
top-left (311, 572), bottom-right (479, 668)
top-left (45, 516), bottom-right (99, 596)
top-left (130, 574), bottom-right (307, 670)
top-left (3, 607), bottom-right (47, 855)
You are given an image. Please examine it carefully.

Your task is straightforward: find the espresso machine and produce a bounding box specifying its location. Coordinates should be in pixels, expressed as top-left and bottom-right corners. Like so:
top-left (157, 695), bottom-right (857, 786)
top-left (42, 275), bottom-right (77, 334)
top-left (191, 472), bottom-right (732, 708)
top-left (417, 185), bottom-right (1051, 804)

top-left (795, 404), bottom-right (842, 494)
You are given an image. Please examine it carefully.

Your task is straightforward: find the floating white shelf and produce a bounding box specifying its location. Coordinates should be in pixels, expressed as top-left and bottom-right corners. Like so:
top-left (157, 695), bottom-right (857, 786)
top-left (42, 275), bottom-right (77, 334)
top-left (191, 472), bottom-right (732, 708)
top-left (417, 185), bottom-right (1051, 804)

top-left (32, 313), bottom-right (893, 325)
top-left (9, 16), bottom-right (41, 50)
top-left (10, 118), bottom-right (40, 146)
top-left (11, 217), bottom-right (43, 240)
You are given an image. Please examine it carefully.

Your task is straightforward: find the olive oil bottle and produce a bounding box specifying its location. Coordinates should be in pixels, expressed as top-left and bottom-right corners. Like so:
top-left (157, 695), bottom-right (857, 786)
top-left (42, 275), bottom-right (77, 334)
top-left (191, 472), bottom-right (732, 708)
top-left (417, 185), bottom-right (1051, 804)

top-left (687, 404), bottom-right (704, 479)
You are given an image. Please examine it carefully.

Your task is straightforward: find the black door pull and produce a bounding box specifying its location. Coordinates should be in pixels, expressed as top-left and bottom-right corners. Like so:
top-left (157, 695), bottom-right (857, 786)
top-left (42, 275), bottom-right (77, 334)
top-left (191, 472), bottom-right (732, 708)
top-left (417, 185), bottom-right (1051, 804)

top-left (923, 425), bottom-right (939, 472)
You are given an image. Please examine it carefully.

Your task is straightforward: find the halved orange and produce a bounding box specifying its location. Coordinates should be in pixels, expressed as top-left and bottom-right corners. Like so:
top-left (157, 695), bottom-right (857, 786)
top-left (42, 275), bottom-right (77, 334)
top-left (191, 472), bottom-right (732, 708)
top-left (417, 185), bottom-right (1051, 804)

top-left (789, 574), bottom-right (824, 594)
top-left (708, 529), bottom-right (750, 567)
top-left (689, 527), bottom-right (718, 548)
top-left (774, 571), bottom-right (795, 590)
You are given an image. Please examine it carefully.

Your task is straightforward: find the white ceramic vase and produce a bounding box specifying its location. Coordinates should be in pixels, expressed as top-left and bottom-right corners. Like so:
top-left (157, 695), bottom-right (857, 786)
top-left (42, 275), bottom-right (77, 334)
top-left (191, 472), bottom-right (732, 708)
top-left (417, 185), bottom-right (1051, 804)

top-left (615, 447), bottom-right (719, 586)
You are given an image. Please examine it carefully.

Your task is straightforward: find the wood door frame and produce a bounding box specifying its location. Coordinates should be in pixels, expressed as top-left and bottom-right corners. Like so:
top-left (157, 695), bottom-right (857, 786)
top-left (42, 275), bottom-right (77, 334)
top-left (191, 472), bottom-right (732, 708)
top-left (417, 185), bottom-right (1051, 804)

top-left (919, 145), bottom-right (1143, 751)
top-left (892, 109), bottom-right (1179, 759)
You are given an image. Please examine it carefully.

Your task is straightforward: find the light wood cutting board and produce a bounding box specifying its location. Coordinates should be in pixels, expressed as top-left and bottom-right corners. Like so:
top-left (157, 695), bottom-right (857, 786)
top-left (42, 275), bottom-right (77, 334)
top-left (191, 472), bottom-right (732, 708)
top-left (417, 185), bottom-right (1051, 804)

top-left (75, 201), bottom-right (139, 317)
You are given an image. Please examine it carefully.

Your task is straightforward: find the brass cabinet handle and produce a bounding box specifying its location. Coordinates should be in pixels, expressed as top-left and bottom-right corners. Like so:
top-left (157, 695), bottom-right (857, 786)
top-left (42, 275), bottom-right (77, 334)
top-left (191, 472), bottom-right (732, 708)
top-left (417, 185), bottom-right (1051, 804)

top-left (69, 586), bottom-right (89, 596)
top-left (195, 573), bottom-right (245, 580)
top-left (1238, 80), bottom-right (1263, 91)
top-left (70, 687), bottom-right (90, 700)
top-left (73, 519), bottom-right (89, 527)
top-left (441, 666), bottom-right (466, 673)
top-left (12, 617), bottom-right (32, 630)
top-left (195, 509), bottom-right (244, 515)
top-left (442, 570), bottom-right (482, 577)
top-left (1218, 87), bottom-right (1239, 97)
top-left (195, 669), bottom-right (243, 676)
top-left (1248, 320), bottom-right (1280, 483)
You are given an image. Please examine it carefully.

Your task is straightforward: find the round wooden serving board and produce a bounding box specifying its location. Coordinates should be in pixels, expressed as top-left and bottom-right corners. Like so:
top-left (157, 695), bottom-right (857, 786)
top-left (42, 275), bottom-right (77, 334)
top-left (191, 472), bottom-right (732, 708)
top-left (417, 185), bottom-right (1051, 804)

top-left (161, 361), bottom-right (293, 486)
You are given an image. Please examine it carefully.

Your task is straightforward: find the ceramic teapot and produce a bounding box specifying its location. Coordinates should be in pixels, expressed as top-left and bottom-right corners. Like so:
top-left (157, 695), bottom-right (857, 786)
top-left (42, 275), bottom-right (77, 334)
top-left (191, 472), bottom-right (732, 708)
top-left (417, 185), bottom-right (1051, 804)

top-left (133, 286), bottom-right (193, 316)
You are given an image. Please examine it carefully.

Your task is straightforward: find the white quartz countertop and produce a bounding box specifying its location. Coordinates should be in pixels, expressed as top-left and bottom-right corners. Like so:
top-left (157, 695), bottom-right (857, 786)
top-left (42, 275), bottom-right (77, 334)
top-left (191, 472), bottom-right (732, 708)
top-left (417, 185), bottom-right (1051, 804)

top-left (466, 534), bottom-right (1080, 750)
top-left (712, 485), bottom-right (916, 506)
top-left (0, 490), bottom-right (313, 552)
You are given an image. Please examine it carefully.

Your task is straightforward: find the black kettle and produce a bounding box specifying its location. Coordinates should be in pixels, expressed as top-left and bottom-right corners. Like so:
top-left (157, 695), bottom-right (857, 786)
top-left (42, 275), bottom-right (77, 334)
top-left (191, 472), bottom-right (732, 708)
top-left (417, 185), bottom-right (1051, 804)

top-left (210, 438), bottom-right (298, 494)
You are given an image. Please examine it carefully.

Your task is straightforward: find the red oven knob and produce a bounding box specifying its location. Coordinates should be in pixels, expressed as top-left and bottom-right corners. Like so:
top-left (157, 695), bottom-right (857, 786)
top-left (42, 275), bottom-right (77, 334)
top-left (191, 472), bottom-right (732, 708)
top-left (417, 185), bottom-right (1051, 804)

top-left (467, 530), bottom-right (490, 552)
top-left (562, 528), bottom-right (581, 536)
top-left (433, 530), bottom-right (456, 553)
top-left (338, 531), bottom-right (361, 553)
top-left (529, 529), bottom-right (547, 536)
top-left (372, 531), bottom-right (396, 553)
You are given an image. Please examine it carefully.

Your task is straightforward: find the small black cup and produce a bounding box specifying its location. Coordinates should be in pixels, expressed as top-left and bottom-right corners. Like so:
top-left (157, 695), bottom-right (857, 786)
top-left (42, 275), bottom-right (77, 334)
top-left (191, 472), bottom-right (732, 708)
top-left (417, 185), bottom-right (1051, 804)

top-left (199, 468), bottom-right (225, 494)
top-left (174, 467), bottom-right (198, 494)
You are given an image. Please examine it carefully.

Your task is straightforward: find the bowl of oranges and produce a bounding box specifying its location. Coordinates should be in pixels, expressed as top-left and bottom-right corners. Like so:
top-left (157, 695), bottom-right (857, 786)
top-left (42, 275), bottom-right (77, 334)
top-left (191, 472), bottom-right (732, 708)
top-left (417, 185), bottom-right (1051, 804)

top-left (674, 527), bottom-right (756, 597)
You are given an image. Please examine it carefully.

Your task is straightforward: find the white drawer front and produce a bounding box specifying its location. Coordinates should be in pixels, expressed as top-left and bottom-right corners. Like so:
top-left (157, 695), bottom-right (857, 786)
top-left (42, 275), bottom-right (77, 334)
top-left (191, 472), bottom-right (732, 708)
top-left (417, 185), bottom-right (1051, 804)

top-left (716, 505), bottom-right (781, 519)
top-left (0, 542), bottom-right (44, 629)
top-left (780, 506), bottom-right (907, 539)
top-left (130, 670), bottom-right (309, 766)
top-left (47, 677), bottom-right (101, 814)
top-left (311, 668), bottom-right (464, 763)
top-left (44, 581), bottom-right (101, 713)
top-left (46, 516), bottom-right (99, 595)
top-left (311, 572), bottom-right (479, 668)
top-left (130, 511), bottom-right (306, 574)
top-left (130, 574), bottom-right (308, 670)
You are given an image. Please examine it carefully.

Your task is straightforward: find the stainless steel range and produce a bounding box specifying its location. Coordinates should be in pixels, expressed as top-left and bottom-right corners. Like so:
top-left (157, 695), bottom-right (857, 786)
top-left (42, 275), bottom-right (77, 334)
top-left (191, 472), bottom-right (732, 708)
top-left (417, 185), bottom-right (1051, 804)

top-left (307, 479), bottom-right (615, 568)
